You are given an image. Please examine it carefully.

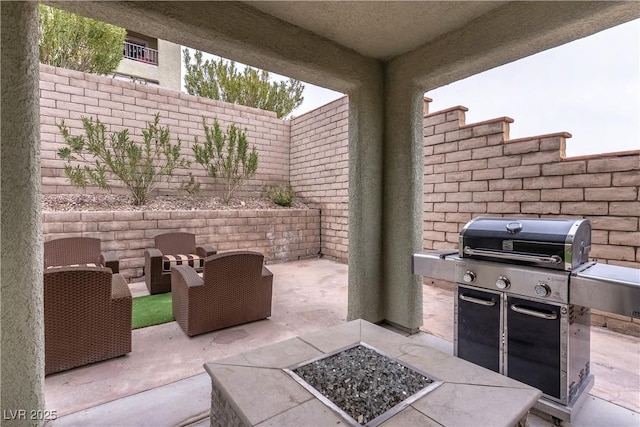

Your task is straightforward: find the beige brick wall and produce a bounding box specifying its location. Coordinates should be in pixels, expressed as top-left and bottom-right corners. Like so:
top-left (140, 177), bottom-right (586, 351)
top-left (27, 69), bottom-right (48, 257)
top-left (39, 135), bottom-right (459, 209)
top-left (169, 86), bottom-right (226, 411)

top-left (289, 96), bottom-right (640, 273)
top-left (40, 64), bottom-right (290, 199)
top-left (422, 104), bottom-right (640, 271)
top-left (290, 96), bottom-right (349, 261)
top-left (422, 104), bottom-right (640, 337)
top-left (40, 72), bottom-right (640, 334)
top-left (42, 209), bottom-right (320, 279)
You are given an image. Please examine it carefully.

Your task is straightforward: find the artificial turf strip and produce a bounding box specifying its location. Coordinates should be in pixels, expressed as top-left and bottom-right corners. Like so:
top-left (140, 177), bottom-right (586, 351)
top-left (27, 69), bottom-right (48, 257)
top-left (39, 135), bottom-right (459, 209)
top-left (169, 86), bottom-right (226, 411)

top-left (131, 292), bottom-right (174, 329)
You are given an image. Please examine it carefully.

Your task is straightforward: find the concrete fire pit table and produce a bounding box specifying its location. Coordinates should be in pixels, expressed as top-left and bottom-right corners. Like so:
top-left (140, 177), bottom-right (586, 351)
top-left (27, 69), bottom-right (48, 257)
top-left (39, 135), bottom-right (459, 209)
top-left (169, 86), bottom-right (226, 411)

top-left (204, 319), bottom-right (541, 426)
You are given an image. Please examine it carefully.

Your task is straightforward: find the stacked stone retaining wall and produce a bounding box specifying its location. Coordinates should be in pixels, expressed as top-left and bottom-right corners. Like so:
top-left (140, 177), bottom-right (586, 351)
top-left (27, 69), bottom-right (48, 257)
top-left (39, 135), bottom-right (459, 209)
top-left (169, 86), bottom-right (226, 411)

top-left (42, 209), bottom-right (320, 279)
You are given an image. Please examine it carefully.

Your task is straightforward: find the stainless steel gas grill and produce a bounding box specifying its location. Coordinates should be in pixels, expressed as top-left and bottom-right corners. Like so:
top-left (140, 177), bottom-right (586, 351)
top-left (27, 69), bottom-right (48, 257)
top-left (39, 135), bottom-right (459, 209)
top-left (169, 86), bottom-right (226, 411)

top-left (413, 217), bottom-right (640, 424)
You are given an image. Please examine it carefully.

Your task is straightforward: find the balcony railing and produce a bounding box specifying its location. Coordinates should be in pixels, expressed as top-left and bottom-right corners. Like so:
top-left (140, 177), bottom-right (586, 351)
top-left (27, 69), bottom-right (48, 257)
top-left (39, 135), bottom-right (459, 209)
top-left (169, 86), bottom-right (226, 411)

top-left (123, 41), bottom-right (158, 65)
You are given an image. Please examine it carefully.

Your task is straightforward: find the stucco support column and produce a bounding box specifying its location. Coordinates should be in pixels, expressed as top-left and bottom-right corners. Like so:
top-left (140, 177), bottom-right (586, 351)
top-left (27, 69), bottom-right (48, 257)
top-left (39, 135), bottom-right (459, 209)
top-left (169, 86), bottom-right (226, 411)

top-left (347, 78), bottom-right (385, 323)
top-left (1, 2), bottom-right (45, 423)
top-left (347, 65), bottom-right (424, 333)
top-left (381, 70), bottom-right (424, 333)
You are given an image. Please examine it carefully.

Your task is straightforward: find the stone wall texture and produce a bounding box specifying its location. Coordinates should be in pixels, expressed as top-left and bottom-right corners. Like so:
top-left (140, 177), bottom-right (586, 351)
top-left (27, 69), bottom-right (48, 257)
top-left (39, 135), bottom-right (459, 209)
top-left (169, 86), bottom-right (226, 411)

top-left (420, 106), bottom-right (640, 336)
top-left (288, 99), bottom-right (640, 335)
top-left (421, 105), bottom-right (640, 271)
top-left (290, 97), bottom-right (349, 260)
top-left (39, 64), bottom-right (290, 199)
top-left (40, 67), bottom-right (639, 334)
top-left (289, 99), bottom-right (639, 274)
top-left (42, 209), bottom-right (320, 279)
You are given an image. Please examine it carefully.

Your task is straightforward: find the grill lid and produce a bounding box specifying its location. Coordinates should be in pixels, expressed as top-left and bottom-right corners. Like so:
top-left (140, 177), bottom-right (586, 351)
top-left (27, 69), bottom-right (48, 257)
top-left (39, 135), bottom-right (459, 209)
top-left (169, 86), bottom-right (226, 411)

top-left (459, 217), bottom-right (591, 271)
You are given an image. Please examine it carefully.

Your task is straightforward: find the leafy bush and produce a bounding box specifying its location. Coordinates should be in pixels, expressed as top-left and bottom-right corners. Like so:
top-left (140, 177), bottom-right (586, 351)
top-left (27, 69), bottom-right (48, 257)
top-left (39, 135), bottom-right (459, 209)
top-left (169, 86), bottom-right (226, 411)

top-left (180, 173), bottom-right (200, 196)
top-left (57, 114), bottom-right (191, 205)
top-left (39, 4), bottom-right (126, 75)
top-left (192, 117), bottom-right (258, 204)
top-left (183, 49), bottom-right (304, 119)
top-left (265, 183), bottom-right (296, 207)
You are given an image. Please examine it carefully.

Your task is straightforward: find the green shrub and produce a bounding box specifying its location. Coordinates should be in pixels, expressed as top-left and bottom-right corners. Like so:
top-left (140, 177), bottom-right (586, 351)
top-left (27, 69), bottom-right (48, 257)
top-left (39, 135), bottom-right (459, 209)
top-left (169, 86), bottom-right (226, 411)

top-left (265, 183), bottom-right (296, 207)
top-left (57, 113), bottom-right (191, 205)
top-left (39, 4), bottom-right (126, 75)
top-left (192, 117), bottom-right (258, 204)
top-left (180, 173), bottom-right (200, 196)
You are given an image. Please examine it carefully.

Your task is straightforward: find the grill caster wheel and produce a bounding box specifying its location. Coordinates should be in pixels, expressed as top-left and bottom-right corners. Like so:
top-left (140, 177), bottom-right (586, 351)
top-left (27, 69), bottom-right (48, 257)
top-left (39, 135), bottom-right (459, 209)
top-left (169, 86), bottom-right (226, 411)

top-left (552, 416), bottom-right (563, 426)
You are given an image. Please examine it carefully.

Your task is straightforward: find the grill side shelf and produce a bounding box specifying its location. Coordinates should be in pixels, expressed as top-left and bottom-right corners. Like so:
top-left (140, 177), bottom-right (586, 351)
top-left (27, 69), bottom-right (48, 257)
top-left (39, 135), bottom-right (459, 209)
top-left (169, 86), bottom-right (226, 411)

top-left (412, 250), bottom-right (459, 282)
top-left (570, 263), bottom-right (640, 318)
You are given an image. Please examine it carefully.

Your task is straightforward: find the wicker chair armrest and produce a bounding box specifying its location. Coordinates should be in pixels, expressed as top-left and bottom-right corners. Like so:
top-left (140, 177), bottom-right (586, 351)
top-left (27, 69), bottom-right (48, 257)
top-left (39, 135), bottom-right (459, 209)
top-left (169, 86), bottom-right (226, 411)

top-left (111, 273), bottom-right (131, 300)
top-left (144, 247), bottom-right (168, 294)
top-left (171, 264), bottom-right (203, 336)
top-left (145, 248), bottom-right (163, 259)
top-left (195, 244), bottom-right (217, 258)
top-left (110, 272), bottom-right (132, 356)
top-left (101, 251), bottom-right (120, 273)
top-left (171, 265), bottom-right (204, 289)
top-left (262, 265), bottom-right (273, 280)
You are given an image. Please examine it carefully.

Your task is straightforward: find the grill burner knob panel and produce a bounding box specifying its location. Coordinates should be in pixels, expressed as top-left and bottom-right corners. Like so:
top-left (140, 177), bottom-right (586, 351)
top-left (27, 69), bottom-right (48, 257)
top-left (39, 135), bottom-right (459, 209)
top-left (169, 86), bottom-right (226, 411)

top-left (535, 282), bottom-right (551, 297)
top-left (451, 257), bottom-right (570, 303)
top-left (463, 271), bottom-right (476, 283)
top-left (496, 276), bottom-right (510, 289)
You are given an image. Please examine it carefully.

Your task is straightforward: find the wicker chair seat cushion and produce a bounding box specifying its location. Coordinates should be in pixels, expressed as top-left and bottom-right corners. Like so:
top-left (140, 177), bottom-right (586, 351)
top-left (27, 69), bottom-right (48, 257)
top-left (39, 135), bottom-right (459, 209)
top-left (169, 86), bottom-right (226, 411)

top-left (47, 263), bottom-right (98, 269)
top-left (162, 254), bottom-right (204, 272)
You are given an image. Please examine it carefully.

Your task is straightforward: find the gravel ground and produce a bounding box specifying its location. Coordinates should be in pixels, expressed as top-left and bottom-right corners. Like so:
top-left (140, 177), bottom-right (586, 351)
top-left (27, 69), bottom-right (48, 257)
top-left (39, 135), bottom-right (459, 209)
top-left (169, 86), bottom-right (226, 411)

top-left (293, 345), bottom-right (433, 425)
top-left (42, 193), bottom-right (310, 211)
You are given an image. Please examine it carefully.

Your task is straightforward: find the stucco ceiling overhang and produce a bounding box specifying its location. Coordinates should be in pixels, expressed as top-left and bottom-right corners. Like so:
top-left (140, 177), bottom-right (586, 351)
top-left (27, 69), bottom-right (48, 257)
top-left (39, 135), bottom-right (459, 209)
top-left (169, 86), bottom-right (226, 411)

top-left (246, 1), bottom-right (505, 60)
top-left (48, 1), bottom-right (640, 93)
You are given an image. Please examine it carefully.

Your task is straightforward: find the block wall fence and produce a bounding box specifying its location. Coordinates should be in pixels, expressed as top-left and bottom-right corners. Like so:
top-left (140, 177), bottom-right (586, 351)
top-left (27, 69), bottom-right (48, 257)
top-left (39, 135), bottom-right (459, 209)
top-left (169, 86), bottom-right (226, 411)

top-left (290, 97), bottom-right (350, 260)
top-left (420, 106), bottom-right (640, 336)
top-left (40, 66), bottom-right (639, 334)
top-left (422, 106), bottom-right (639, 270)
top-left (39, 64), bottom-right (290, 199)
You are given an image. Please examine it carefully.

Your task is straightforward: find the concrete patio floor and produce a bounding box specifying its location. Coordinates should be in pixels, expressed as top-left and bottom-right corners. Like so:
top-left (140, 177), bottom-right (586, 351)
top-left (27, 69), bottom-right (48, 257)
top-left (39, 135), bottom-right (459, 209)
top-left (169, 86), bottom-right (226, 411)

top-left (45, 258), bottom-right (640, 426)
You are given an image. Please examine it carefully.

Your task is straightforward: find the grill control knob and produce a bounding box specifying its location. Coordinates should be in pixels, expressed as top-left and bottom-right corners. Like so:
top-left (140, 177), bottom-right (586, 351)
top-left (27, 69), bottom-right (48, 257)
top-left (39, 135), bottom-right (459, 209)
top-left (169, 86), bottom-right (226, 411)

top-left (496, 276), bottom-right (510, 289)
top-left (535, 282), bottom-right (551, 297)
top-left (463, 271), bottom-right (476, 283)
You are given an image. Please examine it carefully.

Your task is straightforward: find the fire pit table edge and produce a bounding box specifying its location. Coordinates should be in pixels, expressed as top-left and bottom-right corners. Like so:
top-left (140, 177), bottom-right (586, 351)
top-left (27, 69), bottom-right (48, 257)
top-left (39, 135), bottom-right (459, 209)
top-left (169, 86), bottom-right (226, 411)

top-left (204, 319), bottom-right (542, 427)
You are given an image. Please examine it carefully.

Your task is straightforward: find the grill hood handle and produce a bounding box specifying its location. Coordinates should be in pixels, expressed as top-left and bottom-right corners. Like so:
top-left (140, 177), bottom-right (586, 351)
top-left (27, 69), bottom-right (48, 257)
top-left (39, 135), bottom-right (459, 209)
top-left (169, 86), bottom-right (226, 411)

top-left (463, 246), bottom-right (562, 265)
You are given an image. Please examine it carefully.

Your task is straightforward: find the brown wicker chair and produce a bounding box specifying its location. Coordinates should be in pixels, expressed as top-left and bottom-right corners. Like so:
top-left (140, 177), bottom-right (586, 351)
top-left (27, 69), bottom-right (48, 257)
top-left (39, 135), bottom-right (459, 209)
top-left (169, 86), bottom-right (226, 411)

top-left (171, 251), bottom-right (273, 337)
top-left (44, 266), bottom-right (132, 375)
top-left (44, 236), bottom-right (119, 273)
top-left (144, 232), bottom-right (217, 295)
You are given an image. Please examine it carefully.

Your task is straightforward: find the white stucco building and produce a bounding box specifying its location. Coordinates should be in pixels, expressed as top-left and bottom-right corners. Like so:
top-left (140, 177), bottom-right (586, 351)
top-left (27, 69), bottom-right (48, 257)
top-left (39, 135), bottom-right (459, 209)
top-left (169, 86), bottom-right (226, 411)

top-left (115, 30), bottom-right (182, 90)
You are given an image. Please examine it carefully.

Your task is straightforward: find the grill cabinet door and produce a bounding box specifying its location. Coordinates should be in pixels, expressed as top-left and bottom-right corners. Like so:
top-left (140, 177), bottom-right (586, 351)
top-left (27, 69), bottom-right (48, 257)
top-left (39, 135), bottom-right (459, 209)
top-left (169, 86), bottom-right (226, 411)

top-left (506, 296), bottom-right (562, 400)
top-left (456, 286), bottom-right (502, 373)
